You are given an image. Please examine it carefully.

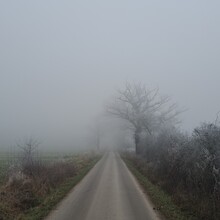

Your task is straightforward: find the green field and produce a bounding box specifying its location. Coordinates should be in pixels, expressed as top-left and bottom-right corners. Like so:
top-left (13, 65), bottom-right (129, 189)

top-left (0, 152), bottom-right (17, 184)
top-left (0, 151), bottom-right (63, 184)
top-left (0, 151), bottom-right (88, 185)
top-left (0, 157), bottom-right (8, 184)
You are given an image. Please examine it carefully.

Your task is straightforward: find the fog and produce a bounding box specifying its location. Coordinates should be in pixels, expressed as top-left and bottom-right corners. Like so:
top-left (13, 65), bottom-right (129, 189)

top-left (0, 1), bottom-right (220, 151)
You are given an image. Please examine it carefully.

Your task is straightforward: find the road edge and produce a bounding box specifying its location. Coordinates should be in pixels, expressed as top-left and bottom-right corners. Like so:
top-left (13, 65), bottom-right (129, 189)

top-left (118, 153), bottom-right (164, 220)
top-left (21, 156), bottom-right (102, 220)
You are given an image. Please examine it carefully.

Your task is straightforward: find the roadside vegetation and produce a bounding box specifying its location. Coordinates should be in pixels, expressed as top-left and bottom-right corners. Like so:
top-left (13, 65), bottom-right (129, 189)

top-left (0, 140), bottom-right (101, 220)
top-left (123, 156), bottom-right (190, 220)
top-left (0, 153), bottom-right (11, 184)
top-left (0, 165), bottom-right (6, 185)
top-left (123, 122), bottom-right (220, 220)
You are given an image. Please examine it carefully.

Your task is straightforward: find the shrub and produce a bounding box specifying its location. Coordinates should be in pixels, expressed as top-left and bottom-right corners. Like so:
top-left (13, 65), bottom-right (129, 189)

top-left (131, 122), bottom-right (220, 219)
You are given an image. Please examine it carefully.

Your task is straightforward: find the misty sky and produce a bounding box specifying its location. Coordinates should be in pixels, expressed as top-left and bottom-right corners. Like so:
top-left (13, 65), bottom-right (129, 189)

top-left (0, 0), bottom-right (220, 149)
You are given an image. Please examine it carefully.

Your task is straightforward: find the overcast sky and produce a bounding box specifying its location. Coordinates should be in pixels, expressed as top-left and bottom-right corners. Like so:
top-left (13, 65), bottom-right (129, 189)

top-left (0, 0), bottom-right (220, 150)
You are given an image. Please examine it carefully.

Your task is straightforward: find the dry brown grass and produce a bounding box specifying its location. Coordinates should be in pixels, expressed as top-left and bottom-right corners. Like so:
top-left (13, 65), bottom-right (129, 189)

top-left (0, 153), bottom-right (98, 220)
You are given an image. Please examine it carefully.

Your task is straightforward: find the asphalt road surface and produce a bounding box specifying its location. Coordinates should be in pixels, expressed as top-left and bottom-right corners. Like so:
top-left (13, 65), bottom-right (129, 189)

top-left (45, 152), bottom-right (161, 220)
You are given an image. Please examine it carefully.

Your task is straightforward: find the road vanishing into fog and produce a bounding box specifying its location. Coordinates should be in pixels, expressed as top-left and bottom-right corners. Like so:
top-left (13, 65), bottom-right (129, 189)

top-left (45, 152), bottom-right (161, 220)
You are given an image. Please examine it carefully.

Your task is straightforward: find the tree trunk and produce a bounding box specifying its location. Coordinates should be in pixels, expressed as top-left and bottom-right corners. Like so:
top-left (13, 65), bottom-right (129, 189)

top-left (134, 128), bottom-right (141, 155)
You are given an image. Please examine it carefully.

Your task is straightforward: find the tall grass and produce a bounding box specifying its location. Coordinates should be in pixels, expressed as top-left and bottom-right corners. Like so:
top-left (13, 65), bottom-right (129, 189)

top-left (0, 151), bottom-right (100, 220)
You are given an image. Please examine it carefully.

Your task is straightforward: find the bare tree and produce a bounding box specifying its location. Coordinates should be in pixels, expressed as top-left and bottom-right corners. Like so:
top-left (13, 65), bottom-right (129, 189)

top-left (17, 138), bottom-right (41, 176)
top-left (106, 82), bottom-right (180, 154)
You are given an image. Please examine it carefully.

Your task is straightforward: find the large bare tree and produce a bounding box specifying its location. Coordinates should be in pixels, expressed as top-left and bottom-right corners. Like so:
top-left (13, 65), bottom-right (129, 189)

top-left (106, 82), bottom-right (180, 154)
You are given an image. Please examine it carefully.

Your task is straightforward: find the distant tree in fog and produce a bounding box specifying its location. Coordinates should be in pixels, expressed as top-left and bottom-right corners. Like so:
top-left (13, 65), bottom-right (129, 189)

top-left (94, 119), bottom-right (101, 151)
top-left (106, 82), bottom-right (180, 154)
top-left (88, 116), bottom-right (104, 151)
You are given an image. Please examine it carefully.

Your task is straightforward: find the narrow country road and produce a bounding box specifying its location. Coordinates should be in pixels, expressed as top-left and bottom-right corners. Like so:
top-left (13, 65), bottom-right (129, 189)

top-left (45, 152), bottom-right (161, 220)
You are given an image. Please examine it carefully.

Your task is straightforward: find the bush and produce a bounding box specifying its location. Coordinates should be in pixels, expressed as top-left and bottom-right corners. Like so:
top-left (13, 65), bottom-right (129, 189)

top-left (132, 122), bottom-right (220, 219)
top-left (0, 157), bottom-right (77, 219)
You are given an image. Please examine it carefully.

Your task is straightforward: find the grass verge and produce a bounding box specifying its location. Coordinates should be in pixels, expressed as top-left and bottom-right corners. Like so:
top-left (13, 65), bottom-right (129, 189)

top-left (0, 165), bottom-right (6, 185)
top-left (122, 156), bottom-right (196, 220)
